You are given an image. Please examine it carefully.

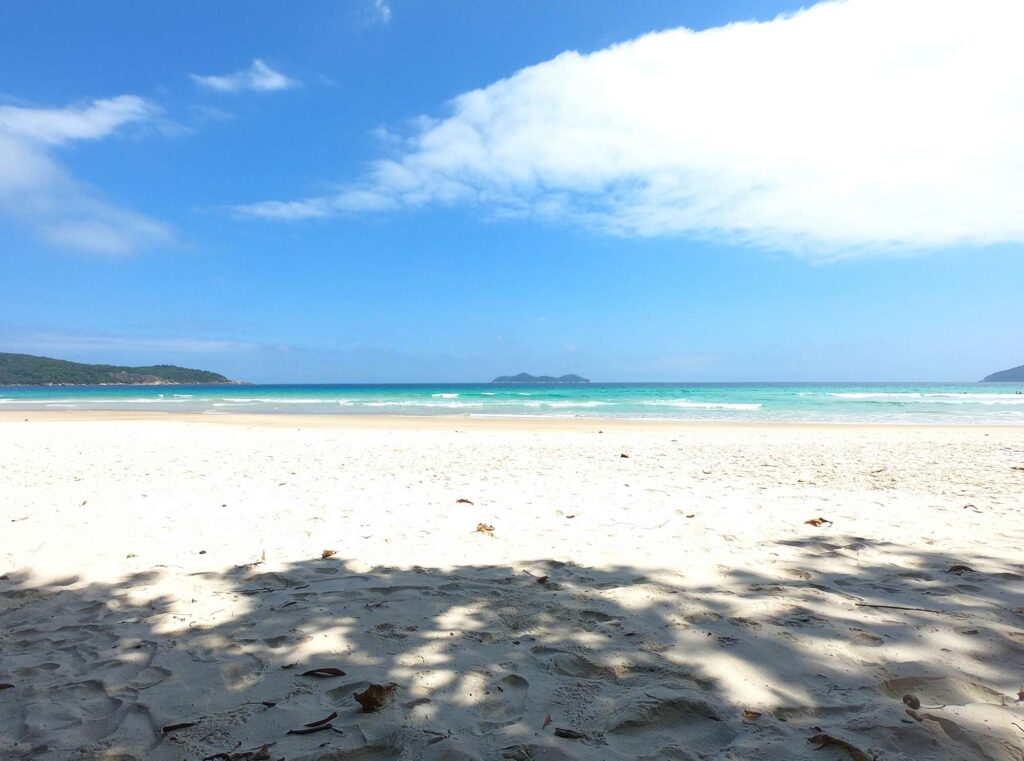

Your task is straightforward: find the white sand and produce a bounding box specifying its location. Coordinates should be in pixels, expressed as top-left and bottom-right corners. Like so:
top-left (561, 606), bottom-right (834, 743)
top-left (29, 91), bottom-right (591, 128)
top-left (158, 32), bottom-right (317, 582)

top-left (1, 412), bottom-right (1023, 760)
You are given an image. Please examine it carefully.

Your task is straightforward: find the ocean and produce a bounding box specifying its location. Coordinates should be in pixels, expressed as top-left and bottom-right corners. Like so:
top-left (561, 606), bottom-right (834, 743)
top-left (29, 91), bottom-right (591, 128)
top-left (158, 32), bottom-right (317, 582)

top-left (2, 382), bottom-right (1023, 424)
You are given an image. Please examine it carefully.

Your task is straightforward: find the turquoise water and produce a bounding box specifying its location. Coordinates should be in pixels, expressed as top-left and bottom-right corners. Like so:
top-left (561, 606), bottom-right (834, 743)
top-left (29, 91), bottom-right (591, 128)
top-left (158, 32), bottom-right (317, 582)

top-left (2, 383), bottom-right (1023, 423)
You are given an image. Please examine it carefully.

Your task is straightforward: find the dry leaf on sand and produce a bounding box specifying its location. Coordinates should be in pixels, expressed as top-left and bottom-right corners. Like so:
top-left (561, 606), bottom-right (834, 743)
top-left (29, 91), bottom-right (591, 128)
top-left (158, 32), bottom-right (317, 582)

top-left (300, 667), bottom-right (346, 677)
top-left (303, 711), bottom-right (337, 727)
top-left (554, 727), bottom-right (585, 739)
top-left (946, 564), bottom-right (974, 575)
top-left (353, 683), bottom-right (397, 713)
top-left (456, 498), bottom-right (474, 504)
top-left (807, 733), bottom-right (872, 761)
top-left (321, 549), bottom-right (337, 559)
top-left (475, 523), bottom-right (495, 534)
top-left (804, 517), bottom-right (833, 527)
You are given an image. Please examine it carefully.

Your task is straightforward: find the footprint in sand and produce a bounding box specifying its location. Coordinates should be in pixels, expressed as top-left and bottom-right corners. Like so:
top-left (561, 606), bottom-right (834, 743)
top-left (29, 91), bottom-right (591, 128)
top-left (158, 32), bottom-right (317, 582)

top-left (880, 675), bottom-right (1007, 705)
top-left (849, 627), bottom-right (884, 646)
top-left (220, 653), bottom-right (265, 690)
top-left (501, 745), bottom-right (581, 761)
top-left (605, 687), bottom-right (736, 747)
top-left (16, 679), bottom-right (140, 747)
top-left (480, 674), bottom-right (529, 723)
top-left (530, 646), bottom-right (611, 679)
top-left (579, 609), bottom-right (618, 623)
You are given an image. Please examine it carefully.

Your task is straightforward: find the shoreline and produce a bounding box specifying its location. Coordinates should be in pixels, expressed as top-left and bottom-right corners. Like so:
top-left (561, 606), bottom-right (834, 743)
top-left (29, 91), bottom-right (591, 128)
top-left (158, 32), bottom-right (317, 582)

top-left (3, 408), bottom-right (1024, 432)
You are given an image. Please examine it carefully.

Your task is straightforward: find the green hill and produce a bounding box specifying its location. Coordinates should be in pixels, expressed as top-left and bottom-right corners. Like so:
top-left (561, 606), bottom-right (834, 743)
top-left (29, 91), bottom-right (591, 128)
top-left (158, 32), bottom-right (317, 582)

top-left (0, 352), bottom-right (233, 385)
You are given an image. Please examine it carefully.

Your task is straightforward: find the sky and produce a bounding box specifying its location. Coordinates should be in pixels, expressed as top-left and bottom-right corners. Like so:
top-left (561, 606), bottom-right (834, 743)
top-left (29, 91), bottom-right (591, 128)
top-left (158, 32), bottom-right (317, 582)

top-left (1, 0), bottom-right (1022, 383)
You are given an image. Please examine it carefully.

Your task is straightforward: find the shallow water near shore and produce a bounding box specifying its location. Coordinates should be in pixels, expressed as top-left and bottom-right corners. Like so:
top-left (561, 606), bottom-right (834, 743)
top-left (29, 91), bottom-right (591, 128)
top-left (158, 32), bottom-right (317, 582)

top-left (2, 381), bottom-right (1024, 423)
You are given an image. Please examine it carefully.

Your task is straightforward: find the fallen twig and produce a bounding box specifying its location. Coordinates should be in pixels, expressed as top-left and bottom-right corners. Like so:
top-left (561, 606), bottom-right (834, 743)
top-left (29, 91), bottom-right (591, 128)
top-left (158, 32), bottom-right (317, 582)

top-left (855, 602), bottom-right (960, 616)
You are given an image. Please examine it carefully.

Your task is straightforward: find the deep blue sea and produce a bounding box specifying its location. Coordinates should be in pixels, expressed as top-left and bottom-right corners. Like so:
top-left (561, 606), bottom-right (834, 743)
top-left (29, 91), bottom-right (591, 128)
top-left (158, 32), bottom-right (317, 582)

top-left (2, 383), bottom-right (1024, 424)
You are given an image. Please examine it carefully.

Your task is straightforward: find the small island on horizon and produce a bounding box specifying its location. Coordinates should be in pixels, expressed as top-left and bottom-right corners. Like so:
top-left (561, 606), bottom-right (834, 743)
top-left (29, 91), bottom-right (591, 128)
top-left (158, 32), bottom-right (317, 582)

top-left (491, 373), bottom-right (590, 384)
top-left (0, 352), bottom-right (237, 386)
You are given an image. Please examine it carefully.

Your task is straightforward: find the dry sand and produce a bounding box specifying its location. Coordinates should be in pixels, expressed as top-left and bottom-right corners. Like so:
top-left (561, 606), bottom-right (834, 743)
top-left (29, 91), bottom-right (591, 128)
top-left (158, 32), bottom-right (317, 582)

top-left (1, 412), bottom-right (1023, 760)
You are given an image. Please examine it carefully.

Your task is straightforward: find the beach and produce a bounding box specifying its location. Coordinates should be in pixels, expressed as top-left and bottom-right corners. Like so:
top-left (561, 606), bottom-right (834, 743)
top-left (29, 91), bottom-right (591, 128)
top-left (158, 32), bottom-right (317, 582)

top-left (2, 412), bottom-right (1023, 760)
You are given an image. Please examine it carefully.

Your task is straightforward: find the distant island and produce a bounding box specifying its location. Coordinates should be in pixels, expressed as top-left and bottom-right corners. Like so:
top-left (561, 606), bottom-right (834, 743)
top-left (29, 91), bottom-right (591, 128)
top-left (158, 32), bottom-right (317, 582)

top-left (491, 373), bottom-right (590, 384)
top-left (981, 363), bottom-right (1024, 382)
top-left (0, 352), bottom-right (236, 386)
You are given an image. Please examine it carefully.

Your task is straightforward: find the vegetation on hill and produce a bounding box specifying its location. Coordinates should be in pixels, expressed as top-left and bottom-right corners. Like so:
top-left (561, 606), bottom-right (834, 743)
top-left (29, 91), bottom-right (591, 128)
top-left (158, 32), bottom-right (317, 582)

top-left (491, 373), bottom-right (590, 383)
top-left (0, 352), bottom-right (233, 385)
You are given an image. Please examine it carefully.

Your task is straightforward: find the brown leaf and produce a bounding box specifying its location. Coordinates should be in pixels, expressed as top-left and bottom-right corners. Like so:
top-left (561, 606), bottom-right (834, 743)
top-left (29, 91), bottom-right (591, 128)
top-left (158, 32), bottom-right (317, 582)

top-left (542, 713), bottom-right (552, 729)
top-left (566, 515), bottom-right (575, 519)
top-left (807, 733), bottom-right (872, 761)
top-left (554, 727), bottom-right (585, 739)
top-left (803, 517), bottom-right (833, 527)
top-left (162, 721), bottom-right (198, 733)
top-left (321, 549), bottom-right (337, 559)
top-left (353, 683), bottom-right (396, 713)
top-left (456, 498), bottom-right (474, 504)
top-left (287, 724), bottom-right (332, 735)
top-left (902, 693), bottom-right (921, 710)
top-left (946, 564), bottom-right (974, 575)
top-left (304, 710), bottom-right (338, 727)
top-left (620, 453), bottom-right (630, 458)
top-left (475, 523), bottom-right (495, 534)
top-left (742, 709), bottom-right (762, 721)
top-left (300, 667), bottom-right (346, 677)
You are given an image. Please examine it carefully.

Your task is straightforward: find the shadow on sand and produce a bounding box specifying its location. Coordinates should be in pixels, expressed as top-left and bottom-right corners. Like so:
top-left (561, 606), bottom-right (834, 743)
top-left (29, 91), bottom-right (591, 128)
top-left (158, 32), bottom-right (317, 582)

top-left (1, 536), bottom-right (1023, 760)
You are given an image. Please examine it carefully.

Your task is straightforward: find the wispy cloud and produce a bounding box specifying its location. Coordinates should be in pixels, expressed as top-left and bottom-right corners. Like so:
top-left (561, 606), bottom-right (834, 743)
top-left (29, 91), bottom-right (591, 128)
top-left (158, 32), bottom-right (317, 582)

top-left (236, 0), bottom-right (1024, 257)
top-left (191, 59), bottom-right (300, 93)
top-left (2, 332), bottom-right (257, 355)
top-left (369, 0), bottom-right (392, 24)
top-left (0, 96), bottom-right (173, 255)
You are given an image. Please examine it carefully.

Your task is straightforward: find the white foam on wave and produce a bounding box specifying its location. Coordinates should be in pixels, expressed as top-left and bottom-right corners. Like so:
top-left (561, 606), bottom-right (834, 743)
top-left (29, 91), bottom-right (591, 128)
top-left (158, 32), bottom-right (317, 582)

top-left (522, 400), bottom-right (613, 408)
top-left (360, 400), bottom-right (486, 408)
top-left (432, 393), bottom-right (459, 398)
top-left (0, 397), bottom-right (194, 404)
top-left (219, 397), bottom-right (336, 404)
top-left (640, 400), bottom-right (762, 411)
top-left (830, 391), bottom-right (1024, 405)
top-left (830, 392), bottom-right (923, 399)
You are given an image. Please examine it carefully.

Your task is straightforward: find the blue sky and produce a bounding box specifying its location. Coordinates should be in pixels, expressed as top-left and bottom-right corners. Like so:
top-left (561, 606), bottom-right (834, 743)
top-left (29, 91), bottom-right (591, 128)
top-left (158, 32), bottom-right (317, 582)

top-left (1, 0), bottom-right (1021, 382)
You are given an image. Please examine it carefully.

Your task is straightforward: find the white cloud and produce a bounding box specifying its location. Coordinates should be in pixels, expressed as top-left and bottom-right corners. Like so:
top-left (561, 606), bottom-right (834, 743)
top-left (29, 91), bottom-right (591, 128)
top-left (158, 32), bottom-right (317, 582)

top-left (0, 95), bottom-right (158, 144)
top-left (1, 332), bottom-right (256, 354)
top-left (191, 59), bottom-right (300, 93)
top-left (237, 0), bottom-right (1024, 257)
top-left (369, 0), bottom-right (392, 24)
top-left (0, 97), bottom-right (173, 255)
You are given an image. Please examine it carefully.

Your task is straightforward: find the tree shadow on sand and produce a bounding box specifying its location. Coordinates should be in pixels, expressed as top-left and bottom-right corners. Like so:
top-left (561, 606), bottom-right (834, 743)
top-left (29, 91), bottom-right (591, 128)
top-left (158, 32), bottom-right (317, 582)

top-left (1, 536), bottom-right (1023, 761)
